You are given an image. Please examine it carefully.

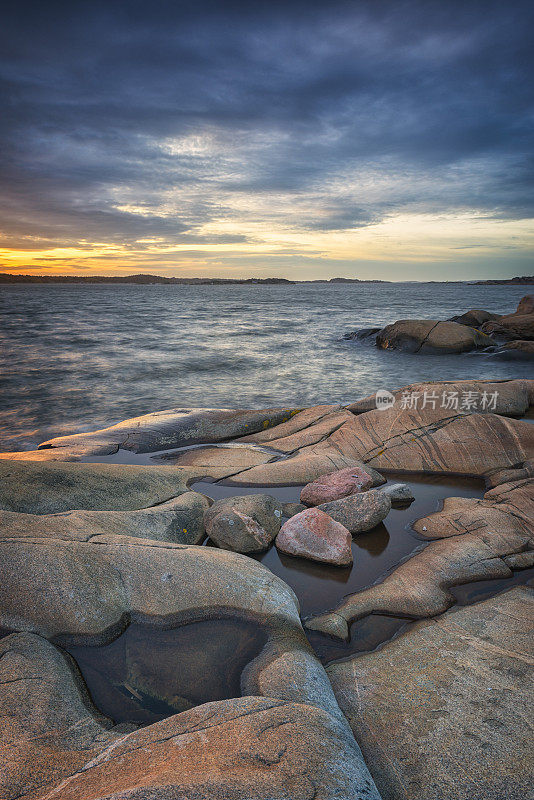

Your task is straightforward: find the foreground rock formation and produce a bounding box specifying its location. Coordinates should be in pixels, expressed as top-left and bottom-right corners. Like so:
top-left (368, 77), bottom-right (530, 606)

top-left (306, 470), bottom-right (534, 640)
top-left (327, 587), bottom-right (534, 800)
top-left (1, 632), bottom-right (376, 800)
top-left (1, 376), bottom-right (533, 799)
top-left (0, 521), bottom-right (379, 799)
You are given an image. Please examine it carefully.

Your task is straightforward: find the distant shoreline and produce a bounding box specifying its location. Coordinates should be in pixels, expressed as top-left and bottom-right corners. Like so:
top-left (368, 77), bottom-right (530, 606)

top-left (0, 273), bottom-right (532, 285)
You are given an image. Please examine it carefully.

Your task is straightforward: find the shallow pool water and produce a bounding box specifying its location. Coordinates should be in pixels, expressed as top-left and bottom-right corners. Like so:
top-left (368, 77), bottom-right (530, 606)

top-left (64, 617), bottom-right (268, 726)
top-left (3, 468), bottom-right (531, 726)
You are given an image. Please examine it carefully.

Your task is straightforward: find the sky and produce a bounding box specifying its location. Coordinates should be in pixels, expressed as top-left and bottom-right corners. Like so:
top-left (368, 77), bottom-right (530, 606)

top-left (1, 0), bottom-right (533, 280)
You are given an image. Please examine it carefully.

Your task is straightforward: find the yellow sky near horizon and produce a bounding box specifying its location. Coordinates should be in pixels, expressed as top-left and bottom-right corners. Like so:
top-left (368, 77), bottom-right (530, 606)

top-left (2, 211), bottom-right (533, 279)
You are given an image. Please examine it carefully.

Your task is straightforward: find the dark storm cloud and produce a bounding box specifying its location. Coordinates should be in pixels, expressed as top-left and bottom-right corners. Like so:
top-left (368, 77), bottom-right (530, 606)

top-left (1, 0), bottom-right (533, 250)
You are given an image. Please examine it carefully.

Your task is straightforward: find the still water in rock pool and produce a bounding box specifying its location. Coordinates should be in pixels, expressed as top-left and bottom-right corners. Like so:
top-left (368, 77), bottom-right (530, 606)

top-left (65, 618), bottom-right (268, 726)
top-left (3, 472), bottom-right (531, 727)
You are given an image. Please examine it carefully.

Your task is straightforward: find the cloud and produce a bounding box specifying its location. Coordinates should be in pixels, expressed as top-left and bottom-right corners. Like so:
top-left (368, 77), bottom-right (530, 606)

top-left (0, 0), bottom-right (533, 276)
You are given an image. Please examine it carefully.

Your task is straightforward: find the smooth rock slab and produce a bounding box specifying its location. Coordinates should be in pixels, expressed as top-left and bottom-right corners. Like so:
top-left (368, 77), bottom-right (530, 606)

top-left (0, 459), bottom-right (192, 514)
top-left (0, 633), bottom-right (381, 800)
top-left (327, 587), bottom-right (534, 800)
top-left (39, 407), bottom-right (300, 454)
top-left (276, 507), bottom-right (353, 566)
top-left (0, 491), bottom-right (210, 545)
top-left (318, 489), bottom-right (391, 534)
top-left (300, 465), bottom-right (381, 506)
top-left (204, 493), bottom-right (283, 553)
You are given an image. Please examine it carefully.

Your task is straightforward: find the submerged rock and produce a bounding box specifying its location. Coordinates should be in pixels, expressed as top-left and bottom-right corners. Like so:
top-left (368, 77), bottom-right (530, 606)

top-left (327, 587), bottom-right (534, 800)
top-left (375, 319), bottom-right (495, 354)
top-left (204, 493), bottom-right (283, 552)
top-left (381, 482), bottom-right (415, 506)
top-left (300, 465), bottom-right (383, 506)
top-left (343, 327), bottom-right (381, 341)
top-left (317, 489), bottom-right (391, 534)
top-left (492, 339), bottom-right (534, 360)
top-left (276, 507), bottom-right (353, 566)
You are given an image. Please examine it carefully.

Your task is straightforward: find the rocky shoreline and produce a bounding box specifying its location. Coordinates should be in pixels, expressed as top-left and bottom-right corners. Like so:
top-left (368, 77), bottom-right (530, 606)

top-left (345, 294), bottom-right (534, 358)
top-left (1, 377), bottom-right (533, 799)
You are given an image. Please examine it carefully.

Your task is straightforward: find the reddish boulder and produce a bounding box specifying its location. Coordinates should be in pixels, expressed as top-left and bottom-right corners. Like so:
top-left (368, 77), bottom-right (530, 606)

top-left (300, 466), bottom-right (379, 506)
top-left (276, 508), bottom-right (353, 566)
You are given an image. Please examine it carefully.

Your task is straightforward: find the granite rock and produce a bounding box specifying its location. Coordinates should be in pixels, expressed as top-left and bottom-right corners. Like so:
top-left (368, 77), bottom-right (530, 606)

top-left (381, 482), bottom-right (415, 506)
top-left (38, 406), bottom-right (301, 455)
top-left (481, 295), bottom-right (534, 340)
top-left (276, 507), bottom-right (353, 566)
top-left (448, 308), bottom-right (501, 327)
top-left (282, 501), bottom-right (307, 517)
top-left (204, 493), bottom-right (284, 552)
top-left (327, 587), bottom-right (534, 800)
top-left (0, 632), bottom-right (380, 800)
top-left (0, 491), bottom-right (210, 545)
top-left (375, 319), bottom-right (495, 353)
top-left (0, 459), bottom-right (192, 514)
top-left (307, 477), bottom-right (534, 640)
top-left (300, 465), bottom-right (382, 506)
top-left (493, 339), bottom-right (534, 360)
top-left (318, 489), bottom-right (391, 534)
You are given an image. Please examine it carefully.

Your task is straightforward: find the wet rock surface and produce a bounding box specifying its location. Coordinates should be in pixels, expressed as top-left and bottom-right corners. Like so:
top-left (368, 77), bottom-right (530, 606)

top-left (492, 339), bottom-right (534, 360)
top-left (276, 507), bottom-right (353, 566)
top-left (327, 587), bottom-right (534, 800)
top-left (300, 465), bottom-right (383, 506)
top-left (0, 633), bottom-right (378, 800)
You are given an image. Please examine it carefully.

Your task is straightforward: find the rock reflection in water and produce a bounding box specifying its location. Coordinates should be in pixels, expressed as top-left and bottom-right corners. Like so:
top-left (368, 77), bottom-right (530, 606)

top-left (64, 618), bottom-right (268, 726)
top-left (193, 474), bottom-right (487, 663)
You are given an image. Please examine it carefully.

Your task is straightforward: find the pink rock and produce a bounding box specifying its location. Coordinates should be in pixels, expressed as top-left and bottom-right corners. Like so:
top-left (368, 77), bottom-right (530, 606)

top-left (275, 508), bottom-right (353, 566)
top-left (300, 466), bottom-right (374, 506)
